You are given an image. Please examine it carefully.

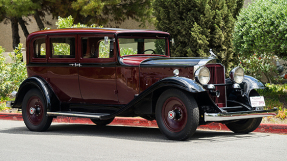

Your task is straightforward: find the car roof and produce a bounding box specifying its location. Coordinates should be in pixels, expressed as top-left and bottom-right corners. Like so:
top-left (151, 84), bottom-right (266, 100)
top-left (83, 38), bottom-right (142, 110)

top-left (28, 28), bottom-right (170, 39)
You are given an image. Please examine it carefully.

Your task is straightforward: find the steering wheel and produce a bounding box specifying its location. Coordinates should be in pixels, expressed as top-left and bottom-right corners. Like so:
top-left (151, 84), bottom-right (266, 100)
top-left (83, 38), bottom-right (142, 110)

top-left (141, 49), bottom-right (156, 54)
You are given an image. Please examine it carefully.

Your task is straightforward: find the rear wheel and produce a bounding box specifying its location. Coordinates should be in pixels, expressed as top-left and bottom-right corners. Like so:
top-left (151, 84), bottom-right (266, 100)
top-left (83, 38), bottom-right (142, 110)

top-left (22, 89), bottom-right (53, 131)
top-left (225, 118), bottom-right (262, 133)
top-left (155, 89), bottom-right (199, 140)
top-left (90, 118), bottom-right (114, 126)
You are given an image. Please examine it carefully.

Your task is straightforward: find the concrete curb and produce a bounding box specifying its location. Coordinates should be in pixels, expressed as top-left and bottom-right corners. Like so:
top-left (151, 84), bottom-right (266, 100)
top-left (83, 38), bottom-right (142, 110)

top-left (1, 113), bottom-right (287, 134)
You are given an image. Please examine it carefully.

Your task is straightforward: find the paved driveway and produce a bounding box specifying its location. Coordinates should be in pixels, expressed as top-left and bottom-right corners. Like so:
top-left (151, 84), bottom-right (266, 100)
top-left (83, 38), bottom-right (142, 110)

top-left (0, 120), bottom-right (286, 161)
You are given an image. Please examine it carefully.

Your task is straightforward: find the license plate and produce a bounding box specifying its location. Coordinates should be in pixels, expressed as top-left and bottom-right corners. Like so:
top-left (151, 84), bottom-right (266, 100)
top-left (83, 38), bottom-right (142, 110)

top-left (250, 96), bottom-right (265, 107)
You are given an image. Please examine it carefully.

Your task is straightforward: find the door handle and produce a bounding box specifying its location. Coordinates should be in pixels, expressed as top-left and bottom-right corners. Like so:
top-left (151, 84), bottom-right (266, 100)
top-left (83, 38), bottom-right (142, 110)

top-left (69, 63), bottom-right (82, 67)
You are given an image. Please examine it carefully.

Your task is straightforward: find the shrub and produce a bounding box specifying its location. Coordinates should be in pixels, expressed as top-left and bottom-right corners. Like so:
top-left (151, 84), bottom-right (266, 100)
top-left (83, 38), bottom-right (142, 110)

top-left (234, 0), bottom-right (287, 83)
top-left (239, 53), bottom-right (280, 83)
top-left (0, 44), bottom-right (27, 100)
top-left (233, 0), bottom-right (287, 58)
top-left (55, 16), bottom-right (99, 29)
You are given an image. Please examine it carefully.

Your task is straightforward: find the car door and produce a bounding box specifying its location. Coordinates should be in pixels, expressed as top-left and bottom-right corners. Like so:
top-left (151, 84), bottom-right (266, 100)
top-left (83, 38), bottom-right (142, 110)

top-left (78, 34), bottom-right (118, 104)
top-left (46, 34), bottom-right (82, 103)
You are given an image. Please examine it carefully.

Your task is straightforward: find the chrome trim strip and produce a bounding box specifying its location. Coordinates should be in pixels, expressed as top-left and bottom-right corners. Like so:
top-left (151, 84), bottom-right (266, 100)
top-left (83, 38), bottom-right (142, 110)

top-left (47, 111), bottom-right (110, 119)
top-left (204, 108), bottom-right (277, 122)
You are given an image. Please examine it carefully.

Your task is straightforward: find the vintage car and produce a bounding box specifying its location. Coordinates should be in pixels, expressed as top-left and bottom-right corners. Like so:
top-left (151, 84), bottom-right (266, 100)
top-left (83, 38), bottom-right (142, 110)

top-left (11, 28), bottom-right (276, 140)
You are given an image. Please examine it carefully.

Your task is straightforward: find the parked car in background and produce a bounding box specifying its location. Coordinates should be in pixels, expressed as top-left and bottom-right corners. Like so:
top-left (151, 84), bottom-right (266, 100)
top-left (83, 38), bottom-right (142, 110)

top-left (10, 28), bottom-right (276, 140)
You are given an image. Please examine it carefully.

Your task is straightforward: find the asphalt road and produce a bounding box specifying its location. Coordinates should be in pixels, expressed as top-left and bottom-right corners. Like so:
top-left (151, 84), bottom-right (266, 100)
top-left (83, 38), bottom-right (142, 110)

top-left (0, 120), bottom-right (286, 161)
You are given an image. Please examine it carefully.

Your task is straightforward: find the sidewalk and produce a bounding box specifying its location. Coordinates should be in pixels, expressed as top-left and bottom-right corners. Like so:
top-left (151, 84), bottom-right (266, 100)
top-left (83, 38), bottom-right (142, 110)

top-left (1, 113), bottom-right (287, 134)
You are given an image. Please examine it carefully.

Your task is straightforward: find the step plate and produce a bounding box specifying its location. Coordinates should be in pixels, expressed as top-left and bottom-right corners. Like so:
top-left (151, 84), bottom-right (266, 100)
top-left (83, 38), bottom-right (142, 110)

top-left (47, 111), bottom-right (110, 119)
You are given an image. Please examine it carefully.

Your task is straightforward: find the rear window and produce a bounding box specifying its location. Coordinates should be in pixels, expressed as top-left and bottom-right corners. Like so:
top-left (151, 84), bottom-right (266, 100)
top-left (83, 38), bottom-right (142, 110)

top-left (33, 38), bottom-right (46, 58)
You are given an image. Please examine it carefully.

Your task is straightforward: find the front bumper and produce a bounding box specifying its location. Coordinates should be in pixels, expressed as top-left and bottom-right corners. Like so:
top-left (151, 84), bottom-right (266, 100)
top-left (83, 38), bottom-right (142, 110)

top-left (204, 108), bottom-right (277, 122)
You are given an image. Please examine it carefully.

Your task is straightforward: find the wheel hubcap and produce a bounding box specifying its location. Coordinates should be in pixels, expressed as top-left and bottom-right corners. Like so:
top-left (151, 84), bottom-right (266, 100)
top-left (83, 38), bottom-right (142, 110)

top-left (168, 111), bottom-right (175, 119)
top-left (162, 97), bottom-right (187, 132)
top-left (168, 109), bottom-right (182, 120)
top-left (29, 107), bottom-right (36, 114)
top-left (26, 96), bottom-right (44, 125)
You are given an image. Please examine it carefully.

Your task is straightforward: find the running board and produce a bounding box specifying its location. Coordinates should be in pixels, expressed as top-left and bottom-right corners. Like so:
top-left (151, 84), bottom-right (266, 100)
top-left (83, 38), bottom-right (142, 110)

top-left (47, 111), bottom-right (110, 120)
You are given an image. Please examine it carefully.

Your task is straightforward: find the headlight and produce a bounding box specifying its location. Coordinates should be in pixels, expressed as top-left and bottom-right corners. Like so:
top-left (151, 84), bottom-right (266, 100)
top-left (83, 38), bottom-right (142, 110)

top-left (195, 66), bottom-right (210, 85)
top-left (230, 67), bottom-right (244, 83)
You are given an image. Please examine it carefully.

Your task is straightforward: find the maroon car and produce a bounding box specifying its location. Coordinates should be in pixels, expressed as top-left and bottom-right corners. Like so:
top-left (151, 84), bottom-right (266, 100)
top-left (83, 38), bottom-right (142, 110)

top-left (12, 28), bottom-right (276, 140)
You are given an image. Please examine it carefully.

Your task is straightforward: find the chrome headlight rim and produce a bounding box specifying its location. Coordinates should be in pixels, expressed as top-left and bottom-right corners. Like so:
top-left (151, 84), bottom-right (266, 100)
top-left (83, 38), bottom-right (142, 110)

top-left (195, 66), bottom-right (210, 85)
top-left (230, 66), bottom-right (244, 83)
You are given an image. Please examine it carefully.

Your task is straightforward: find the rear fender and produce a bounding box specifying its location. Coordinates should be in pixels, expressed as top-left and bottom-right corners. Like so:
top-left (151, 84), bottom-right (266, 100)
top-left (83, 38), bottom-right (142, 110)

top-left (13, 77), bottom-right (59, 112)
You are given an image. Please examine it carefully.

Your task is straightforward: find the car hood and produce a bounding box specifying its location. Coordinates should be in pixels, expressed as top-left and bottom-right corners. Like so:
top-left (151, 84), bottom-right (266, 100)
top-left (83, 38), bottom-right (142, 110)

top-left (140, 57), bottom-right (217, 67)
top-left (121, 56), bottom-right (217, 67)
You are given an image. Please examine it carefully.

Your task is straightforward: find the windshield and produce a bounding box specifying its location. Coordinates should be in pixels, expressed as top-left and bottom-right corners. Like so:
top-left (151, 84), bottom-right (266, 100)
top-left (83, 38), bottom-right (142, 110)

top-left (118, 38), bottom-right (167, 56)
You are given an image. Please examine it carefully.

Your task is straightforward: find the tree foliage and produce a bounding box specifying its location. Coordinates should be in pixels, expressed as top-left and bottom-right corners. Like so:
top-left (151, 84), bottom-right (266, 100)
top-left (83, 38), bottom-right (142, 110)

top-left (153, 0), bottom-right (244, 71)
top-left (0, 0), bottom-right (153, 49)
top-left (41, 0), bottom-right (153, 26)
top-left (233, 0), bottom-right (287, 58)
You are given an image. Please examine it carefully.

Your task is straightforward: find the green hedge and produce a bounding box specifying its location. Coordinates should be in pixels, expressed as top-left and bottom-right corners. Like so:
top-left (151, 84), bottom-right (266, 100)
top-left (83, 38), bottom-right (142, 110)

top-left (0, 44), bottom-right (27, 101)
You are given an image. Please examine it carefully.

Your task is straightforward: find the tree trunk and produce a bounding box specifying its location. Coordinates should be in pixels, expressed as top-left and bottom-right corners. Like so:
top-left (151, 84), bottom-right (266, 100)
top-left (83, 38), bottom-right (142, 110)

top-left (18, 17), bottom-right (29, 38)
top-left (11, 17), bottom-right (20, 49)
top-left (34, 11), bottom-right (45, 30)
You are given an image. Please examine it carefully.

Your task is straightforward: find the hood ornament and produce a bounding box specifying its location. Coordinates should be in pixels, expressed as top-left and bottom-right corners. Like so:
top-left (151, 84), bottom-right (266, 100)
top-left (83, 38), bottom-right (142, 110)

top-left (209, 49), bottom-right (217, 58)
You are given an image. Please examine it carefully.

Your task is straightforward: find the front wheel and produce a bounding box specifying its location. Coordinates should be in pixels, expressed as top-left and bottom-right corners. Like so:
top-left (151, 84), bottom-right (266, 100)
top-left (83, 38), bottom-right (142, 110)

top-left (225, 118), bottom-right (262, 133)
top-left (155, 89), bottom-right (199, 140)
top-left (22, 89), bottom-right (53, 131)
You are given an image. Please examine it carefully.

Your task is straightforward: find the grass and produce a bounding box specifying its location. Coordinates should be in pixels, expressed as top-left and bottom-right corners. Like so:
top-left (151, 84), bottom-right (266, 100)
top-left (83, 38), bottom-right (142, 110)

top-left (257, 83), bottom-right (287, 120)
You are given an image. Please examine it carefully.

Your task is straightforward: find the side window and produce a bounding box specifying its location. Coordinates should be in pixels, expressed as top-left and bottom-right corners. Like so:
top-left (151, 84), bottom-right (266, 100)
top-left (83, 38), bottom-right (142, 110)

top-left (81, 36), bottom-right (114, 59)
top-left (51, 37), bottom-right (75, 58)
top-left (33, 38), bottom-right (46, 58)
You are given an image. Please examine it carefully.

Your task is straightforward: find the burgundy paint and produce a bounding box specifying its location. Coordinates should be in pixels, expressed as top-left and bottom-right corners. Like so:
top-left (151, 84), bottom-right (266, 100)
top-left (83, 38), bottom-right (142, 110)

top-left (122, 55), bottom-right (169, 66)
top-left (116, 66), bottom-right (140, 104)
top-left (139, 67), bottom-right (194, 92)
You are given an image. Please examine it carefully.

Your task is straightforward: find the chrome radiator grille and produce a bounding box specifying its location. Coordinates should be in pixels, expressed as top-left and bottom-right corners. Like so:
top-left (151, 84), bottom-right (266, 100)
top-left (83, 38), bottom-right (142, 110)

top-left (206, 64), bottom-right (226, 107)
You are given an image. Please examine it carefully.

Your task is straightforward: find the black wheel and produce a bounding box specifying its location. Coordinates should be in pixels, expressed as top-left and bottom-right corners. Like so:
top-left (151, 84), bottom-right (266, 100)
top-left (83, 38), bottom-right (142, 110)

top-left (155, 89), bottom-right (199, 140)
top-left (225, 118), bottom-right (262, 133)
top-left (22, 89), bottom-right (53, 131)
top-left (90, 118), bottom-right (114, 126)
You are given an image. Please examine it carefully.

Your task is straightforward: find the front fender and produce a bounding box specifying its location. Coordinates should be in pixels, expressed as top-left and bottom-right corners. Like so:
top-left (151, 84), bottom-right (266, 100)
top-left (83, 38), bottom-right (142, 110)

top-left (157, 76), bottom-right (206, 93)
top-left (13, 77), bottom-right (59, 111)
top-left (242, 75), bottom-right (265, 97)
